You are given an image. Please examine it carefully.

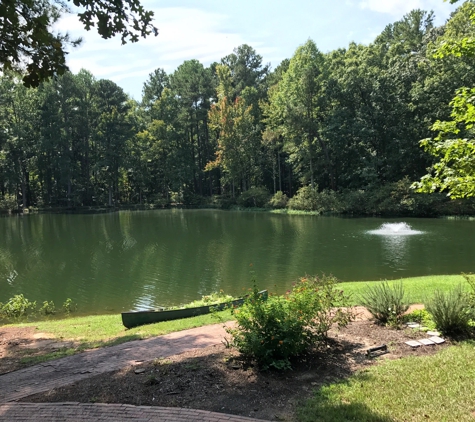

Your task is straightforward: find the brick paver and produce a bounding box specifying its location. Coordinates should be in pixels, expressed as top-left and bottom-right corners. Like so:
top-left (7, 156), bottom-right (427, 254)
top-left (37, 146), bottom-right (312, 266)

top-left (0, 403), bottom-right (268, 421)
top-left (0, 322), bottom-right (269, 421)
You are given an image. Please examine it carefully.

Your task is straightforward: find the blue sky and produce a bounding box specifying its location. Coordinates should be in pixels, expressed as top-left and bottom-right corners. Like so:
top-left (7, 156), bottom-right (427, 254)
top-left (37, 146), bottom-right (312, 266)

top-left (55, 0), bottom-right (459, 100)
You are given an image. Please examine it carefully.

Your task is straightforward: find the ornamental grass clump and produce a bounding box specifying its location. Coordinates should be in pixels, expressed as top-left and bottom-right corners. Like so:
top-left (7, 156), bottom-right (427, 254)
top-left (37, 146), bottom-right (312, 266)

top-left (227, 275), bottom-right (354, 370)
top-left (360, 281), bottom-right (409, 326)
top-left (425, 284), bottom-right (473, 336)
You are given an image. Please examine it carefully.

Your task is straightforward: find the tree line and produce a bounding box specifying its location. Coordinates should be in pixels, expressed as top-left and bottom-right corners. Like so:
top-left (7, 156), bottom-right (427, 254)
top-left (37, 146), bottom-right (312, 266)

top-left (1, 4), bottom-right (475, 215)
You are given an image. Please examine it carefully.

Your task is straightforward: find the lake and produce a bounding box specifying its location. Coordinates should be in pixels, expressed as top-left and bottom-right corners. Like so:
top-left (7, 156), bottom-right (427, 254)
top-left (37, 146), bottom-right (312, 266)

top-left (0, 210), bottom-right (474, 315)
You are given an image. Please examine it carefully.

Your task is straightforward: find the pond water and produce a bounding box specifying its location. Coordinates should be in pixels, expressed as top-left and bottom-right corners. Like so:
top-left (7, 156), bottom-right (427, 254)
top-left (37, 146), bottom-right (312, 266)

top-left (0, 210), bottom-right (474, 314)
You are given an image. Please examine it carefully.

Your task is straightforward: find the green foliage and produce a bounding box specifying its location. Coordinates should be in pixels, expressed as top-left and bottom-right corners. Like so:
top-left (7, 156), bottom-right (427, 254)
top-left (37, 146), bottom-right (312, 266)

top-left (268, 191), bottom-right (289, 209)
top-left (425, 285), bottom-right (473, 335)
top-left (402, 309), bottom-right (436, 330)
top-left (287, 186), bottom-right (319, 211)
top-left (463, 273), bottom-right (475, 315)
top-left (287, 186), bottom-right (341, 213)
top-left (0, 294), bottom-right (36, 319)
top-left (39, 300), bottom-right (56, 316)
top-left (62, 298), bottom-right (78, 315)
top-left (360, 281), bottom-right (409, 326)
top-left (237, 187), bottom-right (271, 208)
top-left (227, 276), bottom-right (354, 370)
top-left (1, 1), bottom-right (157, 87)
top-left (0, 194), bottom-right (17, 212)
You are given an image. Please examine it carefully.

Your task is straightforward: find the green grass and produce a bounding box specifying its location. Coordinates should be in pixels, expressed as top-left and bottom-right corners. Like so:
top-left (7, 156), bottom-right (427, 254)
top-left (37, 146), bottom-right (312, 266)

top-left (298, 341), bottom-right (475, 422)
top-left (2, 274), bottom-right (471, 367)
top-left (339, 274), bottom-right (467, 305)
top-left (6, 310), bottom-right (233, 366)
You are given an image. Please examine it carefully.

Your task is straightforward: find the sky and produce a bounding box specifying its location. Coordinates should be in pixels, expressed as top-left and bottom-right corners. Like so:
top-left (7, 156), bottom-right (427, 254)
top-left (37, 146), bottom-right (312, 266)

top-left (54, 0), bottom-right (460, 100)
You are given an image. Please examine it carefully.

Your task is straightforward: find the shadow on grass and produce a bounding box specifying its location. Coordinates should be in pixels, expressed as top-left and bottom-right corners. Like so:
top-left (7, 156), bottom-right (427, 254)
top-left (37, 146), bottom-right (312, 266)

top-left (298, 399), bottom-right (394, 422)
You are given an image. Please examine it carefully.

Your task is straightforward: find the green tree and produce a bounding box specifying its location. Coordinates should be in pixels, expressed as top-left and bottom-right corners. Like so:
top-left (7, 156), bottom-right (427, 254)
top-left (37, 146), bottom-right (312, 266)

top-left (1, 0), bottom-right (157, 87)
top-left (414, 1), bottom-right (475, 198)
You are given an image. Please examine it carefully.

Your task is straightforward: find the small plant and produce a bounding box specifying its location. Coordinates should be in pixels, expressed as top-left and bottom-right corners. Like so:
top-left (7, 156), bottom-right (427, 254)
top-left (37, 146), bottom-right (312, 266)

top-left (227, 275), bottom-right (354, 370)
top-left (462, 273), bottom-right (475, 320)
top-left (402, 309), bottom-right (436, 330)
top-left (0, 294), bottom-right (36, 319)
top-left (360, 281), bottom-right (409, 326)
top-left (145, 373), bottom-right (159, 385)
top-left (39, 300), bottom-right (56, 315)
top-left (62, 298), bottom-right (77, 315)
top-left (425, 285), bottom-right (473, 335)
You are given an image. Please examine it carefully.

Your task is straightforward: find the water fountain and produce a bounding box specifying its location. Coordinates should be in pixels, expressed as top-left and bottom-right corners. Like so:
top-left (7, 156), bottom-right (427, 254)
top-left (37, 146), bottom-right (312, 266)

top-left (368, 222), bottom-right (423, 236)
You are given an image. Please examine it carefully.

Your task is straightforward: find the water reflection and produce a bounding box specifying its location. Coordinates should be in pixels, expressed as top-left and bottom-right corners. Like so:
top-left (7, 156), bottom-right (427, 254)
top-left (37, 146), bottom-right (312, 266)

top-left (0, 212), bottom-right (474, 315)
top-left (380, 235), bottom-right (410, 269)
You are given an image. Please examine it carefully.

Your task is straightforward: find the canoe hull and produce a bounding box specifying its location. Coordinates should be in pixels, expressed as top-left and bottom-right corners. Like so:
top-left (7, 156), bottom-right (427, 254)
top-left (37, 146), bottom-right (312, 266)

top-left (121, 290), bottom-right (267, 329)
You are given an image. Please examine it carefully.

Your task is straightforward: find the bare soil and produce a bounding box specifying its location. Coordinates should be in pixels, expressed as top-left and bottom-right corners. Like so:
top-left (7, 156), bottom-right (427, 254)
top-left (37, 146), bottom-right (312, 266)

top-left (0, 326), bottom-right (74, 374)
top-left (5, 306), bottom-right (449, 422)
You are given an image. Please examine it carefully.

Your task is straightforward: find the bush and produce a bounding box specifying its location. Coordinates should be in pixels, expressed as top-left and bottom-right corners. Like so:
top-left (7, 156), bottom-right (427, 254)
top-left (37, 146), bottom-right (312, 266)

top-left (227, 276), bottom-right (354, 370)
top-left (0, 194), bottom-right (17, 212)
top-left (287, 186), bottom-right (341, 213)
top-left (39, 300), bottom-right (56, 315)
top-left (0, 294), bottom-right (36, 319)
top-left (237, 187), bottom-right (271, 208)
top-left (287, 186), bottom-right (320, 211)
top-left (62, 298), bottom-right (77, 315)
top-left (268, 191), bottom-right (288, 209)
top-left (402, 308), bottom-right (436, 330)
top-left (360, 281), bottom-right (409, 326)
top-left (426, 285), bottom-right (473, 335)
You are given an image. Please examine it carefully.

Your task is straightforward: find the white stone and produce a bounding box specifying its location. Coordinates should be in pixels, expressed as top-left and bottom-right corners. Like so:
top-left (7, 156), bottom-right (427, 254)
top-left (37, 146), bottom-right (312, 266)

top-left (428, 336), bottom-right (445, 344)
top-left (418, 338), bottom-right (435, 346)
top-left (427, 331), bottom-right (440, 337)
top-left (405, 340), bottom-right (422, 348)
top-left (407, 323), bottom-right (421, 328)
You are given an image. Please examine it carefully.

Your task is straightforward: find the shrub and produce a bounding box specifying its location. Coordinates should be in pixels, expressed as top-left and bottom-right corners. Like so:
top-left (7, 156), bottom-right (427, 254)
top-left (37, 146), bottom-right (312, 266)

top-left (39, 300), bottom-right (56, 315)
top-left (0, 294), bottom-right (36, 319)
top-left (425, 285), bottom-right (473, 335)
top-left (360, 281), bottom-right (409, 326)
top-left (287, 186), bottom-right (320, 211)
top-left (402, 308), bottom-right (436, 330)
top-left (0, 194), bottom-right (17, 212)
top-left (62, 298), bottom-right (77, 315)
top-left (287, 186), bottom-right (341, 213)
top-left (268, 191), bottom-right (288, 209)
top-left (227, 275), bottom-right (354, 370)
top-left (237, 187), bottom-right (271, 208)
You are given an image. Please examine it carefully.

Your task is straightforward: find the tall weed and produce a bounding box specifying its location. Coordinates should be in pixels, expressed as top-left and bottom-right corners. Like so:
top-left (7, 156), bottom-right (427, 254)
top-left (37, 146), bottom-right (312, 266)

top-left (426, 285), bottom-right (473, 335)
top-left (360, 281), bottom-right (408, 326)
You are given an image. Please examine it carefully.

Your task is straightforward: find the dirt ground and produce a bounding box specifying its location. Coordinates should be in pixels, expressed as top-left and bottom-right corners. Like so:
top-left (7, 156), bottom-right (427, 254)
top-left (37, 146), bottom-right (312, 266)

top-left (1, 306), bottom-right (450, 422)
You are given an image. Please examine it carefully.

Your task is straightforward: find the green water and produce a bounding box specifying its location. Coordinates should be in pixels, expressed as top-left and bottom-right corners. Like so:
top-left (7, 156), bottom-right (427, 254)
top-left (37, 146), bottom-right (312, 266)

top-left (0, 210), bottom-right (474, 314)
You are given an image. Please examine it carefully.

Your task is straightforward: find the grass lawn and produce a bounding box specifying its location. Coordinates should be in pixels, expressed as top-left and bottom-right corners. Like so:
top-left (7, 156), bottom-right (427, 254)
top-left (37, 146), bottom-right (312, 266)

top-left (6, 310), bottom-right (233, 365)
top-left (340, 274), bottom-right (467, 305)
top-left (298, 340), bottom-right (475, 422)
top-left (2, 274), bottom-right (471, 367)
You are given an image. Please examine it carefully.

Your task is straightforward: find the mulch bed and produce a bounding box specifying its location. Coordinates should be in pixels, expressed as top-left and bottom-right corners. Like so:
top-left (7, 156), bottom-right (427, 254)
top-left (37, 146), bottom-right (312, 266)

top-left (20, 319), bottom-right (449, 421)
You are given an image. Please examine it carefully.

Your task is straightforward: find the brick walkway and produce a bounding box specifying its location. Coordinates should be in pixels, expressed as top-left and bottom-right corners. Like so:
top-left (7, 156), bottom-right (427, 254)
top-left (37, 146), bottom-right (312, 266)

top-left (0, 322), bottom-right (268, 421)
top-left (0, 403), bottom-right (267, 421)
top-left (0, 323), bottom-right (233, 403)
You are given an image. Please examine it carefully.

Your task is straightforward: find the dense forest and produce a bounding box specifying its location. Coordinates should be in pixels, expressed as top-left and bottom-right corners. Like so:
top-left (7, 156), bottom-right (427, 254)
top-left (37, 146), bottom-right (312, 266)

top-left (1, 4), bottom-right (475, 216)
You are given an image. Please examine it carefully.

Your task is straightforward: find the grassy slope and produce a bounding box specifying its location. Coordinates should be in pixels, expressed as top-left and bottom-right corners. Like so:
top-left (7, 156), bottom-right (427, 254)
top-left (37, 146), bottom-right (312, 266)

top-left (9, 311), bottom-right (233, 365)
top-left (298, 341), bottom-right (475, 422)
top-left (5, 274), bottom-right (468, 344)
top-left (340, 274), bottom-right (467, 305)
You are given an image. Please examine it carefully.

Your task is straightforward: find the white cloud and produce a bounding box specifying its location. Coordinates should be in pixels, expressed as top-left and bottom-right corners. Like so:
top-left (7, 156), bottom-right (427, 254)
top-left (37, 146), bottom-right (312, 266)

top-left (359, 0), bottom-right (455, 19)
top-left (54, 7), bottom-right (250, 96)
